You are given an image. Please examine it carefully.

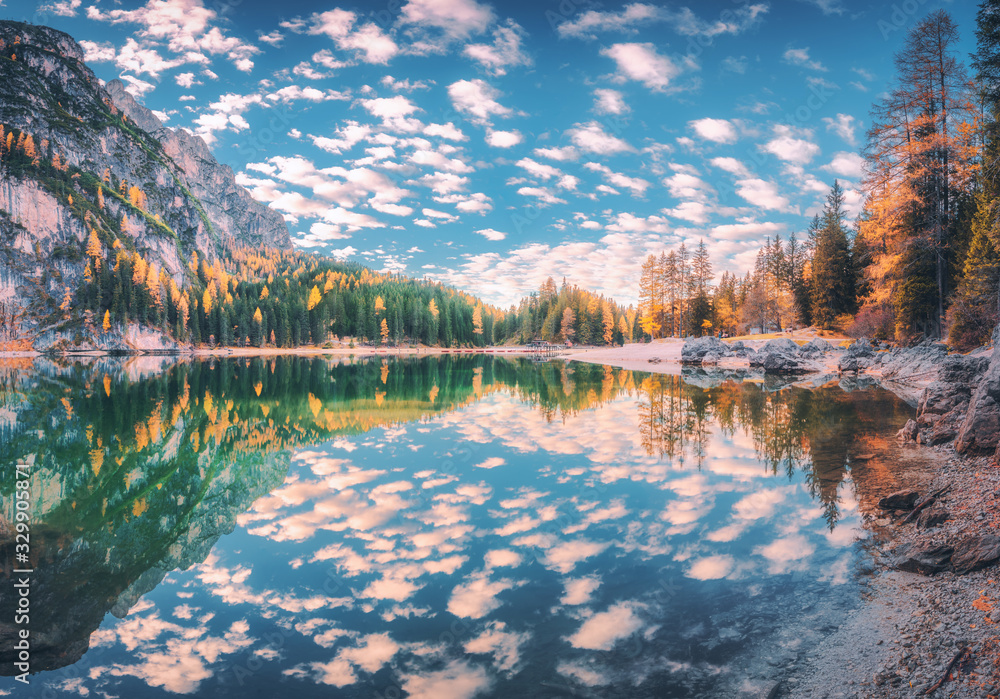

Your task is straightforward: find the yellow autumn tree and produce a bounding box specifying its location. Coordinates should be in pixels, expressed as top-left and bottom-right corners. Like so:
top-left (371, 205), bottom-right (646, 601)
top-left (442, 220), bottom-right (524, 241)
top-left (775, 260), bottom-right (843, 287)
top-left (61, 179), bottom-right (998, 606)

top-left (86, 230), bottom-right (102, 269)
top-left (380, 317), bottom-right (389, 344)
top-left (307, 285), bottom-right (322, 310)
top-left (102, 310), bottom-right (111, 333)
top-left (472, 305), bottom-right (483, 337)
top-left (253, 306), bottom-right (263, 324)
top-left (602, 303), bottom-right (615, 345)
top-left (374, 295), bottom-right (385, 316)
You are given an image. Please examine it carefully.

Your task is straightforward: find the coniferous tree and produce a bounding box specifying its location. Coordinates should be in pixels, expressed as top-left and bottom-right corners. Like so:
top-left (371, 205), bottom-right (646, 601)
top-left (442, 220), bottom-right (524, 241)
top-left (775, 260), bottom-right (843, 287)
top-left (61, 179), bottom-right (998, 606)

top-left (811, 182), bottom-right (855, 329)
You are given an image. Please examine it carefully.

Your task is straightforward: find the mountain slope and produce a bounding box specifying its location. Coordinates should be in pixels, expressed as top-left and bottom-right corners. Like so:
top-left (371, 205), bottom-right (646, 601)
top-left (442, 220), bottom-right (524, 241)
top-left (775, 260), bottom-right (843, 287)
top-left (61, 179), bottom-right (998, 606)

top-left (0, 21), bottom-right (290, 345)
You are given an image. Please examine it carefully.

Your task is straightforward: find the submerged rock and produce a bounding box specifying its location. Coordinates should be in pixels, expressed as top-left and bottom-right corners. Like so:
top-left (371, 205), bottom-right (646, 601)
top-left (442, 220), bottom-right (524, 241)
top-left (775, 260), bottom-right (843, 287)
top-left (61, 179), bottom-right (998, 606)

top-left (878, 490), bottom-right (920, 511)
top-left (892, 542), bottom-right (954, 575)
top-left (897, 419), bottom-right (919, 442)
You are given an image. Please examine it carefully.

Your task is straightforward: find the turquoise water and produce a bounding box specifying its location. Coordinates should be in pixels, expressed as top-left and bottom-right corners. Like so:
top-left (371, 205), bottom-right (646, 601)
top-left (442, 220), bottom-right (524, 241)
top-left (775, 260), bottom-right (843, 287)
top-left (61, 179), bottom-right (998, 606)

top-left (0, 357), bottom-right (913, 697)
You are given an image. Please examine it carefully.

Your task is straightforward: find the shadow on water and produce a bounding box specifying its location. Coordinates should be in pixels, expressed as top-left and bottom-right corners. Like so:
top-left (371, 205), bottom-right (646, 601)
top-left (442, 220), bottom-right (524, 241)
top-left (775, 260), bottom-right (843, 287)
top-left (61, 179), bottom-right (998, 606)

top-left (0, 356), bottom-right (913, 690)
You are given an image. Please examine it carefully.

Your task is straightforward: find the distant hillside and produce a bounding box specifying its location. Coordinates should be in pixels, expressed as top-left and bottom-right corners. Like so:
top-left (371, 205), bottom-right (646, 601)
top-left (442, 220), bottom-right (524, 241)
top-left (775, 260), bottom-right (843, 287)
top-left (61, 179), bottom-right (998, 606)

top-left (0, 21), bottom-right (290, 349)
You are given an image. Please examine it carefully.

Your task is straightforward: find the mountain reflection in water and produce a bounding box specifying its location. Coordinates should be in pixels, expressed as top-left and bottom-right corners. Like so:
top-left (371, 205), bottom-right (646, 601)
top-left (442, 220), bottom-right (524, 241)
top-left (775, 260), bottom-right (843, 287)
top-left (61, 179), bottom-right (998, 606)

top-left (0, 356), bottom-right (912, 698)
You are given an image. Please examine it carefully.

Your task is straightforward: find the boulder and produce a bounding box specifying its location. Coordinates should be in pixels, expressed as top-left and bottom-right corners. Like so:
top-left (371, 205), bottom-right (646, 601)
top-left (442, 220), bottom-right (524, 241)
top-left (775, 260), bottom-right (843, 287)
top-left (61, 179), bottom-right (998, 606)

top-left (896, 419), bottom-right (919, 442)
top-left (760, 338), bottom-right (801, 354)
top-left (955, 328), bottom-right (1000, 455)
top-left (878, 489), bottom-right (920, 511)
top-left (951, 534), bottom-right (1000, 575)
top-left (892, 542), bottom-right (954, 575)
top-left (839, 338), bottom-right (877, 372)
top-left (762, 351), bottom-right (809, 374)
top-left (917, 355), bottom-right (989, 417)
top-left (681, 336), bottom-right (730, 364)
top-left (800, 338), bottom-right (833, 354)
top-left (916, 508), bottom-right (949, 530)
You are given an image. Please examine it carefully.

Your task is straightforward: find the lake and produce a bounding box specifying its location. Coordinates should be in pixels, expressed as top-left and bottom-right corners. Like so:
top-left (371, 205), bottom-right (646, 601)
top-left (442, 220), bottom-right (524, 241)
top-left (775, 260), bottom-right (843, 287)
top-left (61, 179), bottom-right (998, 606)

top-left (0, 355), bottom-right (914, 698)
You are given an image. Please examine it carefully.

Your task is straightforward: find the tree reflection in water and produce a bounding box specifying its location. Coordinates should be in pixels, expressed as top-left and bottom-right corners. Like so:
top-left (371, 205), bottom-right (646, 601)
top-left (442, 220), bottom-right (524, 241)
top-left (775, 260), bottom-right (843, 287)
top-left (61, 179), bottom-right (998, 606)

top-left (0, 356), bottom-right (910, 677)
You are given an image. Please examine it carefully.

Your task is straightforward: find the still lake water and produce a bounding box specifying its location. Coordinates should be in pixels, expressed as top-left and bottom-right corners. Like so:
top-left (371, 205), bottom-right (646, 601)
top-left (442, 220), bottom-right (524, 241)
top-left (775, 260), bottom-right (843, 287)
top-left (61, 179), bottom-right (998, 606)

top-left (0, 356), bottom-right (913, 698)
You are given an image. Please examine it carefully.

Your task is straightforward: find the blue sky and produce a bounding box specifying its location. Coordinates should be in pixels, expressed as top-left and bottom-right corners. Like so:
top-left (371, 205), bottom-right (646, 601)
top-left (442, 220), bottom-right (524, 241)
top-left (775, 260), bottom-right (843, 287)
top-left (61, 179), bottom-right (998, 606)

top-left (8, 0), bottom-right (978, 306)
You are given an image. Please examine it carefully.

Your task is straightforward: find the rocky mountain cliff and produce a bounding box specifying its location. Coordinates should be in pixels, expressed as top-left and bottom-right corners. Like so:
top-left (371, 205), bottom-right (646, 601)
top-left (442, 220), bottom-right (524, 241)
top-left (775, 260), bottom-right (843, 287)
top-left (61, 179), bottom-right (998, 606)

top-left (0, 21), bottom-right (290, 342)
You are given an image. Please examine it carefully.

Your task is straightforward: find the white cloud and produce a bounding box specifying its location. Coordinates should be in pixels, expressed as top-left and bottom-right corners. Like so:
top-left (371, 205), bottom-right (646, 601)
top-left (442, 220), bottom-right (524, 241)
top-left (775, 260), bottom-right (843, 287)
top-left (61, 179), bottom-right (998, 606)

top-left (476, 228), bottom-right (506, 241)
top-left (762, 125), bottom-right (820, 164)
top-left (382, 75), bottom-right (432, 91)
top-left (267, 86), bottom-right (350, 103)
top-left (175, 72), bottom-right (199, 88)
top-left (119, 74), bottom-right (157, 99)
top-left (115, 38), bottom-right (184, 78)
top-left (735, 178), bottom-right (794, 212)
top-left (822, 113), bottom-right (858, 146)
top-left (516, 158), bottom-right (562, 181)
top-left (517, 187), bottom-right (566, 206)
top-left (447, 571), bottom-right (517, 618)
top-left (447, 79), bottom-right (512, 125)
top-left (359, 95), bottom-right (420, 119)
top-left (297, 9), bottom-right (398, 64)
top-left (593, 88), bottom-right (629, 115)
top-left (400, 0), bottom-right (495, 40)
top-left (400, 660), bottom-right (491, 699)
top-left (463, 20), bottom-right (531, 75)
top-left (424, 122), bottom-right (467, 141)
top-left (556, 3), bottom-right (663, 38)
top-left (485, 129), bottom-right (522, 148)
top-left (534, 146), bottom-right (579, 162)
top-left (566, 602), bottom-right (644, 650)
top-left (601, 42), bottom-right (681, 92)
top-left (821, 151), bottom-right (865, 179)
top-left (689, 118), bottom-right (738, 144)
top-left (783, 47), bottom-right (826, 71)
top-left (560, 576), bottom-right (600, 606)
top-left (89, 0), bottom-right (260, 72)
top-left (566, 121), bottom-right (633, 155)
top-left (258, 30), bottom-right (283, 46)
top-left (39, 0), bottom-right (81, 16)
top-left (800, 0), bottom-right (846, 15)
top-left (584, 163), bottom-right (650, 197)
top-left (79, 40), bottom-right (115, 62)
top-left (312, 122), bottom-right (372, 154)
top-left (558, 3), bottom-right (766, 39)
top-left (710, 156), bottom-right (752, 177)
top-left (463, 622), bottom-right (528, 674)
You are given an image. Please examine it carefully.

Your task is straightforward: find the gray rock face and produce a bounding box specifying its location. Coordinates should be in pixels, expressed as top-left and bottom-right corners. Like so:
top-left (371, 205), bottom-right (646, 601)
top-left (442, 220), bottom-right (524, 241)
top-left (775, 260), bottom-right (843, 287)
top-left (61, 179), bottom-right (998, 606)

top-left (892, 542), bottom-right (954, 576)
top-left (681, 336), bottom-right (729, 364)
top-left (951, 534), bottom-right (1000, 575)
top-left (105, 80), bottom-right (291, 253)
top-left (955, 328), bottom-right (1000, 455)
